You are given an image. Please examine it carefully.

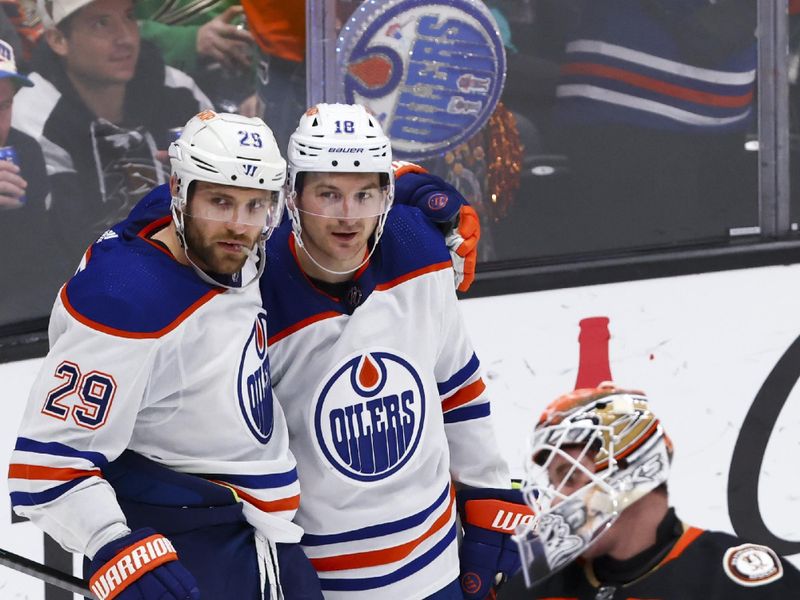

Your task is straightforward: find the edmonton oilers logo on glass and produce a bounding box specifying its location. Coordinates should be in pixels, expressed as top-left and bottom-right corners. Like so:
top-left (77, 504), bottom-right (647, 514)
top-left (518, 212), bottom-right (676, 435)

top-left (314, 351), bottom-right (426, 482)
top-left (337, 0), bottom-right (506, 161)
top-left (238, 312), bottom-right (274, 443)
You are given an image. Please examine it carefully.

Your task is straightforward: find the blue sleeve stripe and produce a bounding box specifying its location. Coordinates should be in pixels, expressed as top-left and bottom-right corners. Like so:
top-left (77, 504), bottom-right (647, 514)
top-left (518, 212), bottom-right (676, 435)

top-left (199, 468), bottom-right (298, 490)
top-left (14, 437), bottom-right (108, 468)
top-left (302, 483), bottom-right (450, 546)
top-left (443, 403), bottom-right (491, 424)
top-left (318, 523), bottom-right (457, 591)
top-left (10, 478), bottom-right (88, 508)
top-left (437, 353), bottom-right (480, 396)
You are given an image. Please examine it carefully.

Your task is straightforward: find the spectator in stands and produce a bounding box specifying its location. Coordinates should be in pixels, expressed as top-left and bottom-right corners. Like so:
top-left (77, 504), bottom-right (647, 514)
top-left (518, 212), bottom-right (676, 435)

top-left (136, 1), bottom-right (256, 113)
top-left (11, 0), bottom-right (212, 267)
top-left (241, 0), bottom-right (305, 150)
top-left (0, 37), bottom-right (59, 323)
top-left (0, 0), bottom-right (41, 66)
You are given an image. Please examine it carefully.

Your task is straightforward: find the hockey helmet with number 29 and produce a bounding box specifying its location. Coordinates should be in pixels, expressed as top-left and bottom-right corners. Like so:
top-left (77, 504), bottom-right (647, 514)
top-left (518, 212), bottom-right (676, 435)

top-left (170, 110), bottom-right (286, 239)
top-left (168, 110), bottom-right (286, 288)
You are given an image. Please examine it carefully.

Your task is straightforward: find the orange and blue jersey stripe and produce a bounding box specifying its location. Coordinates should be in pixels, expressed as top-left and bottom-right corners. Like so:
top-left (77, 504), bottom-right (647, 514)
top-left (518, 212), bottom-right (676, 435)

top-left (204, 469), bottom-right (301, 514)
top-left (9, 437), bottom-right (108, 508)
top-left (439, 353), bottom-right (490, 423)
top-left (302, 483), bottom-right (456, 591)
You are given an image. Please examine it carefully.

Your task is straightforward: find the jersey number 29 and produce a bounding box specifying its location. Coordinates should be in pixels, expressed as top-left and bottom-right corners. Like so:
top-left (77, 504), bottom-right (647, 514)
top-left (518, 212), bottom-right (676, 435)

top-left (41, 361), bottom-right (116, 429)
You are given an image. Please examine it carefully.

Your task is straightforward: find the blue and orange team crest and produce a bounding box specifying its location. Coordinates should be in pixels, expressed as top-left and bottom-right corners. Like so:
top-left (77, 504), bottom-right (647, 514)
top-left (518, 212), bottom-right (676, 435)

top-left (238, 312), bottom-right (274, 444)
top-left (337, 0), bottom-right (506, 160)
top-left (312, 350), bottom-right (427, 484)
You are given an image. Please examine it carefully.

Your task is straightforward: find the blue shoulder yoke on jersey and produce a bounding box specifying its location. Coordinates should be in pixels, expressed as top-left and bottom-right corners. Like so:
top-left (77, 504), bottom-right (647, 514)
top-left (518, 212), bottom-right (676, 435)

top-left (62, 184), bottom-right (223, 338)
top-left (262, 205), bottom-right (452, 343)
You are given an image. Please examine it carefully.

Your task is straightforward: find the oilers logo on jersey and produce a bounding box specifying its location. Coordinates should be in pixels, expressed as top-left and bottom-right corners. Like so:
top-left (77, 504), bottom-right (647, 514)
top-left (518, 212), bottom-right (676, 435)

top-left (312, 350), bottom-right (426, 483)
top-left (238, 311), bottom-right (274, 444)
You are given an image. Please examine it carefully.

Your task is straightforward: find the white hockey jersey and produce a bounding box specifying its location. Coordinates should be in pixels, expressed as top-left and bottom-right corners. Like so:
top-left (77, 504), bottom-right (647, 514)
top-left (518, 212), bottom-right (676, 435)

top-left (8, 186), bottom-right (302, 559)
top-left (261, 206), bottom-right (510, 599)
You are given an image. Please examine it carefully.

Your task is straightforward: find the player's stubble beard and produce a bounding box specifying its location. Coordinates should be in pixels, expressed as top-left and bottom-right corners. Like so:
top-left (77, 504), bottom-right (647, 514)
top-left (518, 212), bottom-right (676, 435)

top-left (183, 215), bottom-right (258, 275)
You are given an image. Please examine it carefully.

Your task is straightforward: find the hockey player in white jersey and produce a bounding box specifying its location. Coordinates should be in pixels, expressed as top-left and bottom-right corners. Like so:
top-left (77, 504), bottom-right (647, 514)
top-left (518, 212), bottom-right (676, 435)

top-left (8, 111), bottom-right (323, 599)
top-left (260, 103), bottom-right (532, 599)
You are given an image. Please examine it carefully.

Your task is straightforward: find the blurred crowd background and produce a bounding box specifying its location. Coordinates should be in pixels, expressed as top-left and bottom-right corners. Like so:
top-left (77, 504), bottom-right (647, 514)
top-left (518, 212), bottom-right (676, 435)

top-left (1, 0), bottom-right (798, 331)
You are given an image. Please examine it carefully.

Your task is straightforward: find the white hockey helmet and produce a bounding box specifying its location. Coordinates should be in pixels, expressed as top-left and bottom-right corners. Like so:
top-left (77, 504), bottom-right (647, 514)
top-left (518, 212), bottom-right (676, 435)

top-left (515, 383), bottom-right (673, 587)
top-left (286, 103), bottom-right (394, 275)
top-left (169, 110), bottom-right (286, 239)
top-left (287, 103), bottom-right (393, 192)
top-left (168, 110), bottom-right (286, 288)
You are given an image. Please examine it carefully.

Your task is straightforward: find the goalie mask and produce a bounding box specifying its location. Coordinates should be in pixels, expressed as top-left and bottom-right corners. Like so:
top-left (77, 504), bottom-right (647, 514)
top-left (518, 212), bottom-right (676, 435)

top-left (169, 110), bottom-right (286, 289)
top-left (514, 383), bottom-right (673, 588)
top-left (286, 103), bottom-right (393, 276)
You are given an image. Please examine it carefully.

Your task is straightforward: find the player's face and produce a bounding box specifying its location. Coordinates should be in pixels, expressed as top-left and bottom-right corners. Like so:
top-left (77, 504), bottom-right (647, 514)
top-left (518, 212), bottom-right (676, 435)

top-left (183, 181), bottom-right (265, 275)
top-left (49, 0), bottom-right (140, 86)
top-left (295, 172), bottom-right (382, 274)
top-left (545, 445), bottom-right (622, 560)
top-left (546, 445), bottom-right (595, 502)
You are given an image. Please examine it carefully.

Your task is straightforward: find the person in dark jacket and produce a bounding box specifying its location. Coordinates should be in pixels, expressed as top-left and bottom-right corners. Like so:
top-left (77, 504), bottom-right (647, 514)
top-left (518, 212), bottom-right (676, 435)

top-left (11, 0), bottom-right (212, 267)
top-left (0, 36), bottom-right (57, 325)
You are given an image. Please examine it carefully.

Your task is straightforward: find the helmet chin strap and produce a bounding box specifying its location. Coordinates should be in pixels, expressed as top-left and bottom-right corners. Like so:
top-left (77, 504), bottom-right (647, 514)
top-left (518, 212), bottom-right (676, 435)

top-left (292, 217), bottom-right (388, 278)
top-left (293, 230), bottom-right (379, 277)
top-left (288, 194), bottom-right (389, 278)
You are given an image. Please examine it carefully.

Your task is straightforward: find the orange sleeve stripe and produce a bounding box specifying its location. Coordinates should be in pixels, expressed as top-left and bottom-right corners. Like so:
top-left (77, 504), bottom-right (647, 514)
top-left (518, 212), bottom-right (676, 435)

top-left (8, 464), bottom-right (102, 481)
top-left (228, 485), bottom-right (301, 513)
top-left (374, 261), bottom-right (451, 292)
top-left (442, 378), bottom-right (487, 412)
top-left (659, 526), bottom-right (704, 567)
top-left (310, 489), bottom-right (456, 571)
top-left (61, 285), bottom-right (224, 340)
top-left (562, 63), bottom-right (753, 108)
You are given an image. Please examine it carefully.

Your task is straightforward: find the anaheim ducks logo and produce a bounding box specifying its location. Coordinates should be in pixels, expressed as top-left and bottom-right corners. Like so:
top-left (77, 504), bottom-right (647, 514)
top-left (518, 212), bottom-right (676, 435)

top-left (337, 0), bottom-right (506, 160)
top-left (723, 543), bottom-right (783, 587)
top-left (238, 311), bottom-right (274, 444)
top-left (313, 350), bottom-right (426, 483)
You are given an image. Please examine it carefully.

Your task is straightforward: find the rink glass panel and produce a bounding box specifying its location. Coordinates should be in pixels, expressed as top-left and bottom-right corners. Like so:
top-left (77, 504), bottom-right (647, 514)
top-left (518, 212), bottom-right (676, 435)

top-left (0, 0), bottom-right (796, 333)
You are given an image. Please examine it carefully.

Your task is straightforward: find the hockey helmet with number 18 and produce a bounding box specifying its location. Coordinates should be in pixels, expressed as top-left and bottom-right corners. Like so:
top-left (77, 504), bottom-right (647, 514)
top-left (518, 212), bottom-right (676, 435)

top-left (286, 104), bottom-right (394, 272)
top-left (514, 383), bottom-right (673, 588)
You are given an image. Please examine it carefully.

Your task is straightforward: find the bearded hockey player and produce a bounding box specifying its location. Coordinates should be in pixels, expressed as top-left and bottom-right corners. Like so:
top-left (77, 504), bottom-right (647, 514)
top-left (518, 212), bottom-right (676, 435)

top-left (8, 110), bottom-right (323, 600)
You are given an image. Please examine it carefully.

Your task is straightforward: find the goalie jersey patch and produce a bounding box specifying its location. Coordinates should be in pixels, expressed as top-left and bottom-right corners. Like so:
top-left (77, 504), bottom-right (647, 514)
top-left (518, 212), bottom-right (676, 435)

top-left (239, 311), bottom-right (274, 443)
top-left (723, 543), bottom-right (784, 587)
top-left (312, 350), bottom-right (426, 483)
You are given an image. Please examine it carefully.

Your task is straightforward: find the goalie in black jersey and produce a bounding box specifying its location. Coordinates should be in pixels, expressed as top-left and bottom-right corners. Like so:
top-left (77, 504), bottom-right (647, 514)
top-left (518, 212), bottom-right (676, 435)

top-left (500, 383), bottom-right (800, 599)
